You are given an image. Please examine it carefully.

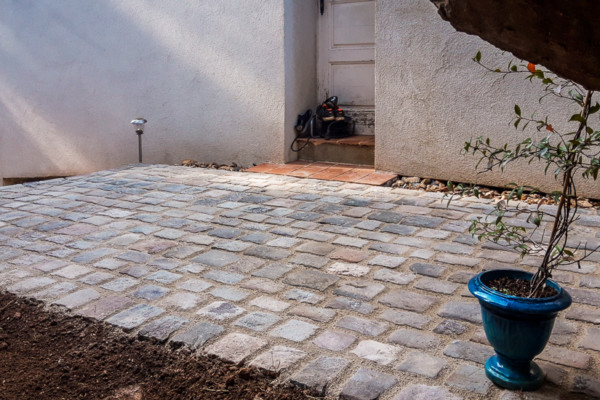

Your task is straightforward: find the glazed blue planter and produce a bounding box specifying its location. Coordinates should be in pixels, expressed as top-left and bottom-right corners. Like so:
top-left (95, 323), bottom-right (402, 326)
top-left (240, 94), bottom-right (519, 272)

top-left (468, 269), bottom-right (572, 391)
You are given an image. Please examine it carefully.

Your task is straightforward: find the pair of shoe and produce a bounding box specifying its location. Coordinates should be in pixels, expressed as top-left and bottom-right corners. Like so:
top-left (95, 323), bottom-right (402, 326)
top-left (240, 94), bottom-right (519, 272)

top-left (295, 109), bottom-right (313, 132)
top-left (317, 96), bottom-right (345, 122)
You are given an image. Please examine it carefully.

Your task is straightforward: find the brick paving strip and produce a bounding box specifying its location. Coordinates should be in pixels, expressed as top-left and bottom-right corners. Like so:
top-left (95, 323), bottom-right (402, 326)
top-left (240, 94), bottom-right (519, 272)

top-left (0, 164), bottom-right (599, 399)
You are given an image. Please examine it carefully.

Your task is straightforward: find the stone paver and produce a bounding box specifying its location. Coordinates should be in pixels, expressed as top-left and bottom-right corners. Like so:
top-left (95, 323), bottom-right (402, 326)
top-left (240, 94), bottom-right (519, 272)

top-left (340, 367), bottom-right (397, 400)
top-left (0, 165), bottom-right (598, 399)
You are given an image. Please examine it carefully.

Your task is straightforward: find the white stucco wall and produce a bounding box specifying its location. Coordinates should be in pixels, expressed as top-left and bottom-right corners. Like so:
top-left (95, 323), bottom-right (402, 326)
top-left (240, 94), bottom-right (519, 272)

top-left (375, 0), bottom-right (599, 197)
top-left (0, 0), bottom-right (290, 182)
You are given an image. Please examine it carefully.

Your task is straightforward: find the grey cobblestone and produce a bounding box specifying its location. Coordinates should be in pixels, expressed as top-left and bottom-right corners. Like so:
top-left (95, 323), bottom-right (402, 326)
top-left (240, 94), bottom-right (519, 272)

top-left (234, 311), bottom-right (281, 331)
top-left (340, 367), bottom-right (397, 400)
top-left (249, 295), bottom-right (290, 312)
top-left (373, 269), bottom-right (415, 285)
top-left (76, 295), bottom-right (134, 320)
top-left (444, 340), bottom-right (494, 364)
top-left (170, 321), bottom-right (224, 350)
top-left (351, 339), bottom-right (401, 365)
top-left (249, 345), bottom-right (307, 372)
top-left (270, 319), bottom-right (318, 342)
top-left (392, 384), bottom-right (461, 400)
top-left (379, 289), bottom-right (437, 312)
top-left (379, 308), bottom-right (430, 329)
top-left (210, 286), bottom-right (250, 301)
top-left (290, 356), bottom-right (350, 395)
top-left (205, 332), bottom-right (267, 365)
top-left (446, 363), bottom-right (491, 395)
top-left (132, 285), bottom-right (170, 300)
top-left (284, 288), bottom-right (324, 304)
top-left (7, 277), bottom-right (56, 294)
top-left (198, 301), bottom-right (245, 320)
top-left (138, 315), bottom-right (188, 342)
top-left (334, 280), bottom-right (385, 301)
top-left (289, 304), bottom-right (336, 322)
top-left (409, 262), bottom-right (446, 277)
top-left (336, 315), bottom-right (388, 337)
top-left (325, 297), bottom-right (376, 314)
top-left (438, 300), bottom-right (482, 324)
top-left (53, 288), bottom-right (100, 309)
top-left (105, 304), bottom-right (164, 330)
top-left (313, 330), bottom-right (356, 351)
top-left (284, 269), bottom-right (339, 291)
top-left (389, 328), bottom-right (440, 349)
top-left (397, 351), bottom-right (447, 378)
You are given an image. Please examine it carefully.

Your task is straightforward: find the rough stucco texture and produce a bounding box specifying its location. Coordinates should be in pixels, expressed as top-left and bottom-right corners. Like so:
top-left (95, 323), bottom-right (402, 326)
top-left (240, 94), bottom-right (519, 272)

top-left (0, 1), bottom-right (285, 180)
top-left (375, 0), bottom-right (600, 198)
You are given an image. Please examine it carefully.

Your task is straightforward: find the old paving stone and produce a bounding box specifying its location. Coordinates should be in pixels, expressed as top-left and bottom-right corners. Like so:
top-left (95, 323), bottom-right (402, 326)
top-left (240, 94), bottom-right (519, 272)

top-left (290, 356), bottom-right (350, 395)
top-left (373, 269), bottom-right (416, 285)
top-left (170, 321), bottom-right (224, 350)
top-left (340, 367), bottom-right (397, 400)
top-left (409, 262), bottom-right (446, 277)
top-left (446, 363), bottom-right (491, 395)
top-left (251, 263), bottom-right (293, 279)
top-left (249, 346), bottom-right (307, 372)
top-left (379, 289), bottom-right (437, 313)
top-left (336, 315), bottom-right (388, 337)
top-left (414, 277), bottom-right (460, 294)
top-left (334, 280), bottom-right (385, 301)
top-left (397, 351), bottom-right (447, 378)
top-left (249, 296), bottom-right (290, 312)
top-left (566, 305), bottom-right (600, 324)
top-left (289, 304), bottom-right (336, 323)
top-left (192, 250), bottom-right (239, 267)
top-left (205, 332), bottom-right (267, 365)
top-left (379, 308), bottom-right (431, 329)
top-left (138, 315), bottom-right (189, 342)
top-left (197, 301), bottom-right (245, 320)
top-left (367, 254), bottom-right (406, 268)
top-left (7, 277), bottom-right (56, 294)
top-left (313, 330), bottom-right (356, 352)
top-left (389, 328), bottom-right (440, 349)
top-left (438, 300), bottom-right (482, 324)
top-left (572, 375), bottom-right (600, 398)
top-left (234, 311), bottom-right (280, 331)
top-left (53, 288), bottom-right (101, 309)
top-left (284, 289), bottom-right (324, 304)
top-left (325, 297), bottom-right (376, 315)
top-left (132, 285), bottom-right (169, 300)
top-left (290, 253), bottom-right (329, 269)
top-left (539, 345), bottom-right (591, 369)
top-left (434, 319), bottom-right (468, 336)
top-left (444, 340), bottom-right (494, 364)
top-left (391, 384), bottom-right (462, 400)
top-left (350, 340), bottom-right (401, 365)
top-left (327, 262), bottom-right (370, 277)
top-left (579, 326), bottom-right (600, 351)
top-left (283, 269), bottom-right (339, 292)
top-left (270, 319), bottom-right (317, 342)
top-left (105, 304), bottom-right (164, 331)
top-left (158, 292), bottom-right (203, 311)
top-left (209, 286), bottom-right (249, 301)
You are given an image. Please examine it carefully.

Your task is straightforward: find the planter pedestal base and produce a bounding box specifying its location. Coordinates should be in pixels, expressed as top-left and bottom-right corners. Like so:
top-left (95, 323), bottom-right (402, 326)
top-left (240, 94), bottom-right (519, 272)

top-left (485, 354), bottom-right (544, 391)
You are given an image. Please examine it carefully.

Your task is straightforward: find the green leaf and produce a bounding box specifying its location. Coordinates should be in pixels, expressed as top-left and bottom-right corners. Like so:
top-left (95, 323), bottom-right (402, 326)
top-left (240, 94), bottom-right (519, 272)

top-left (474, 51), bottom-right (482, 62)
top-left (514, 105), bottom-right (521, 116)
top-left (589, 103), bottom-right (600, 115)
top-left (570, 114), bottom-right (586, 123)
top-left (510, 65), bottom-right (518, 72)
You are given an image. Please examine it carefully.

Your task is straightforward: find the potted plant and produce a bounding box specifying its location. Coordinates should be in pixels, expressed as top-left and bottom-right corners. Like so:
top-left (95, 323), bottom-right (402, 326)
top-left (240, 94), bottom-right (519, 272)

top-left (448, 53), bottom-right (599, 391)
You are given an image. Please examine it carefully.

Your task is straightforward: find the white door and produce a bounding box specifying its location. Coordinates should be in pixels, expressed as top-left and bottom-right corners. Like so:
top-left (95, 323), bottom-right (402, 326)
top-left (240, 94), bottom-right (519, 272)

top-left (318, 0), bottom-right (375, 135)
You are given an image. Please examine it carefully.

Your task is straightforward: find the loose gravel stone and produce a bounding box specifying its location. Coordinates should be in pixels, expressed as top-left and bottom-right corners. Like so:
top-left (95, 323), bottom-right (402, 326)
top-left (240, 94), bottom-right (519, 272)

top-left (340, 367), bottom-right (397, 400)
top-left (290, 356), bottom-right (350, 395)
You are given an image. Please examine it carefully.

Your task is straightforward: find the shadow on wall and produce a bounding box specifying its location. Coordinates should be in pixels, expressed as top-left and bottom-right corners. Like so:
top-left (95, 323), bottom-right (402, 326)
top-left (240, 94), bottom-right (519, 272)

top-left (0, 1), bottom-right (284, 180)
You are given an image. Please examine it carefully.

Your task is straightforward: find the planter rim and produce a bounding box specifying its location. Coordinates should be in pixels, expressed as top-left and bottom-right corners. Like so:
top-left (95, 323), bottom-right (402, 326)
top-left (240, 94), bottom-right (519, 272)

top-left (468, 269), bottom-right (572, 315)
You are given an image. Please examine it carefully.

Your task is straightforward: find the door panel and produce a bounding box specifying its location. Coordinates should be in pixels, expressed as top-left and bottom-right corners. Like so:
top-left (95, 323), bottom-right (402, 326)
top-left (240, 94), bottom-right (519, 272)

top-left (318, 0), bottom-right (375, 134)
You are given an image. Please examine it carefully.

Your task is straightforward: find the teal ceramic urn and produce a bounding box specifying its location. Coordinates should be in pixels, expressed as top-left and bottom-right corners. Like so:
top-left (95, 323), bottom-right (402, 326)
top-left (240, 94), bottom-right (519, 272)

top-left (468, 269), bottom-right (572, 391)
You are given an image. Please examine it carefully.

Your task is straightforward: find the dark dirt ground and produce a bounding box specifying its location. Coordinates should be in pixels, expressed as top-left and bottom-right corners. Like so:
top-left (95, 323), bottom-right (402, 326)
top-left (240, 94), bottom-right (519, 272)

top-left (0, 292), bottom-right (316, 400)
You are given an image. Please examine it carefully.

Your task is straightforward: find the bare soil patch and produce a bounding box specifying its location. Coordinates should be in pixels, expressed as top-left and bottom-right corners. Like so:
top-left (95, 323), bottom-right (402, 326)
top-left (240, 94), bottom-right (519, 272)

top-left (0, 292), bottom-right (314, 400)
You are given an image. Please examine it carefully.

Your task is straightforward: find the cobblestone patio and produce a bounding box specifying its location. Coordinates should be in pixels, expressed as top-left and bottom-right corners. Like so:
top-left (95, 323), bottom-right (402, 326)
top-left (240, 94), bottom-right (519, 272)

top-left (1, 164), bottom-right (599, 399)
